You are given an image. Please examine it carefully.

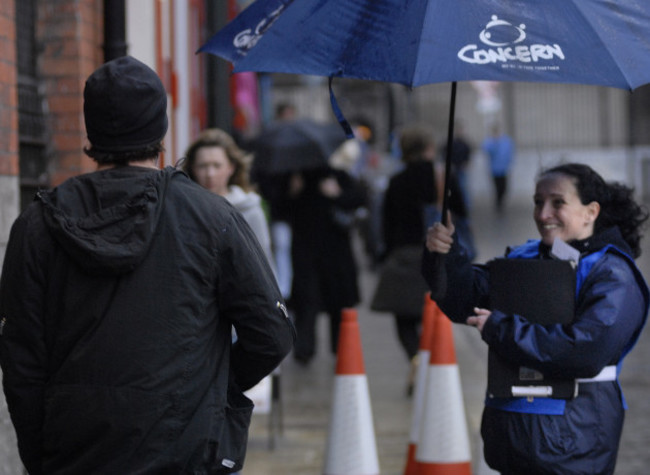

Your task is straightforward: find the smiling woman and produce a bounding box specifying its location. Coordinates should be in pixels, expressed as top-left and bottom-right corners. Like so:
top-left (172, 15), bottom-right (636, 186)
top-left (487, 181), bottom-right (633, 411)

top-left (533, 170), bottom-right (600, 246)
top-left (422, 162), bottom-right (650, 474)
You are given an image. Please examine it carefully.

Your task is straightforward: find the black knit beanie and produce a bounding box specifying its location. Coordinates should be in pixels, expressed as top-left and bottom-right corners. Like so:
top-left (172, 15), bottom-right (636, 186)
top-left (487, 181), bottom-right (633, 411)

top-left (84, 56), bottom-right (168, 153)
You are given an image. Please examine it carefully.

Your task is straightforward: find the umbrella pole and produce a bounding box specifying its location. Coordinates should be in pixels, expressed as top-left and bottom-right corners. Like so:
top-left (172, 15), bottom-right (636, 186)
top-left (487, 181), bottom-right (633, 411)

top-left (441, 81), bottom-right (457, 226)
top-left (428, 81), bottom-right (457, 302)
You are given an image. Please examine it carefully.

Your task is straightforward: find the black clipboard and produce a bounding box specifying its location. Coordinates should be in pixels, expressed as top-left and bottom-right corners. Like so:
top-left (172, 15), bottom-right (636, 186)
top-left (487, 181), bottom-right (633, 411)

top-left (487, 258), bottom-right (577, 399)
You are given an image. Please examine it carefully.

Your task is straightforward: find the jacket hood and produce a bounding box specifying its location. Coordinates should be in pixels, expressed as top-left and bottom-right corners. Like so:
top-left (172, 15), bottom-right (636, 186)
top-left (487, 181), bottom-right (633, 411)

top-left (38, 166), bottom-right (179, 275)
top-left (225, 185), bottom-right (261, 213)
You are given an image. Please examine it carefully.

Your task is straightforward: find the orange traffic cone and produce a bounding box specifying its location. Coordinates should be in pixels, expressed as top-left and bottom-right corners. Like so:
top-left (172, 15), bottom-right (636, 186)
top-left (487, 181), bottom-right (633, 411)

top-left (323, 308), bottom-right (380, 475)
top-left (403, 293), bottom-right (438, 475)
top-left (415, 308), bottom-right (472, 475)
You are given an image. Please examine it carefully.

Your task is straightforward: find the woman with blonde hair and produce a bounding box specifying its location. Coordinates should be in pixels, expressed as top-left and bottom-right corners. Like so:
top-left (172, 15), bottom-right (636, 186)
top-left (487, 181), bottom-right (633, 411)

top-left (183, 128), bottom-right (275, 269)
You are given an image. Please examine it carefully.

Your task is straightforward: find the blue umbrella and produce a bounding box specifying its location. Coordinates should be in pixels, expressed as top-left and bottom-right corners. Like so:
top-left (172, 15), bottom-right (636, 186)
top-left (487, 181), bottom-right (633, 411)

top-left (201, 0), bottom-right (650, 90)
top-left (199, 0), bottom-right (650, 218)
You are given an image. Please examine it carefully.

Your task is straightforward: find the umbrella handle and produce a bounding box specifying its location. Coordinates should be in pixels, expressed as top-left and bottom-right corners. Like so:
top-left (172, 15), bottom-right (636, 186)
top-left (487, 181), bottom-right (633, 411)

top-left (440, 81), bottom-right (457, 226)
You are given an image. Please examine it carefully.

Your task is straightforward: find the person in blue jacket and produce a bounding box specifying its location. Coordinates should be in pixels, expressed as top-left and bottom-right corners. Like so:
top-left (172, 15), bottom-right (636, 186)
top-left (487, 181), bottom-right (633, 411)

top-left (482, 124), bottom-right (514, 212)
top-left (422, 163), bottom-right (649, 474)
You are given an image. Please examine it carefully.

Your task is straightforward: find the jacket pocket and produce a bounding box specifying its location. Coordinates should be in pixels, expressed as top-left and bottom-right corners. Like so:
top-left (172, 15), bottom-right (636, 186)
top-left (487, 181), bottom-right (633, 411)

top-left (212, 387), bottom-right (254, 473)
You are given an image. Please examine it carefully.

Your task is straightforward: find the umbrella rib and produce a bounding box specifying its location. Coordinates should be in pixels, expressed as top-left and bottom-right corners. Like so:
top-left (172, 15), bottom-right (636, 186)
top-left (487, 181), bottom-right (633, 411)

top-left (571, 2), bottom-right (635, 90)
top-left (410, 0), bottom-right (437, 88)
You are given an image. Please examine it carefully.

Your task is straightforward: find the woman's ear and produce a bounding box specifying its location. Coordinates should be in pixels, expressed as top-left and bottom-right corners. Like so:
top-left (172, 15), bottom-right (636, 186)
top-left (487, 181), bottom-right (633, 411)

top-left (586, 201), bottom-right (601, 224)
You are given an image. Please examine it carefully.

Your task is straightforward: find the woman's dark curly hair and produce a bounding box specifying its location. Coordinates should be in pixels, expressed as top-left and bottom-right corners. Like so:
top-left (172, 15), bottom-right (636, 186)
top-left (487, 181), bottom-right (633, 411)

top-left (540, 163), bottom-right (649, 257)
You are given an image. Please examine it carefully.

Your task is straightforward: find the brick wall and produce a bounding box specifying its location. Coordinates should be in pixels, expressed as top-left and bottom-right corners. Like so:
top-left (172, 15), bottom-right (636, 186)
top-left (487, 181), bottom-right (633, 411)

top-left (0, 0), bottom-right (20, 270)
top-left (0, 0), bottom-right (19, 449)
top-left (0, 0), bottom-right (18, 178)
top-left (38, 0), bottom-right (103, 186)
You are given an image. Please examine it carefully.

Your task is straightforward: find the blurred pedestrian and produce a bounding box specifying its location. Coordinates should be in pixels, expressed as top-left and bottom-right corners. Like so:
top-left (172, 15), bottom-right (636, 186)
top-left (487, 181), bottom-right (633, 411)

top-left (441, 119), bottom-right (473, 211)
top-left (0, 56), bottom-right (294, 474)
top-left (252, 102), bottom-right (298, 300)
top-left (284, 163), bottom-right (366, 364)
top-left (482, 123), bottom-right (514, 212)
top-left (423, 162), bottom-right (649, 474)
top-left (342, 118), bottom-right (386, 267)
top-left (371, 124), bottom-right (440, 395)
top-left (183, 128), bottom-right (275, 270)
top-left (275, 102), bottom-right (296, 122)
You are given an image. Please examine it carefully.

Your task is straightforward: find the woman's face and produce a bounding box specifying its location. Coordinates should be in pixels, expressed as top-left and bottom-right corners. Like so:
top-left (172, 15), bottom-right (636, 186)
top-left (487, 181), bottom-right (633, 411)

top-left (533, 173), bottom-right (600, 246)
top-left (192, 146), bottom-right (234, 196)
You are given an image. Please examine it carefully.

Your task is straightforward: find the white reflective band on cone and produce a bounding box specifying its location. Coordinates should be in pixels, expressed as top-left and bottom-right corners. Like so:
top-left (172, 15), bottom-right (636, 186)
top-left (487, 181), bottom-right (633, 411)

top-left (416, 365), bottom-right (471, 463)
top-left (323, 375), bottom-right (380, 475)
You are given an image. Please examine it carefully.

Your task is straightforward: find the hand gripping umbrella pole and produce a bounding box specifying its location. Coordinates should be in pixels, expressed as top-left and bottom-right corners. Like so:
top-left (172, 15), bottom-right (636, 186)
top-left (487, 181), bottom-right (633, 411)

top-left (423, 82), bottom-right (457, 302)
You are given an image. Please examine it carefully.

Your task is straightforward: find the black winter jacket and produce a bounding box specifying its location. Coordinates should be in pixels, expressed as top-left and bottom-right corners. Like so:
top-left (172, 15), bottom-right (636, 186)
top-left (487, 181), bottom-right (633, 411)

top-left (0, 166), bottom-right (294, 474)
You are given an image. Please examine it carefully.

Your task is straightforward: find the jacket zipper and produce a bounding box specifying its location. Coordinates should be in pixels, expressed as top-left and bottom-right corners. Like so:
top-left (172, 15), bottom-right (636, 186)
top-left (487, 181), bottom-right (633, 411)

top-left (0, 316), bottom-right (5, 336)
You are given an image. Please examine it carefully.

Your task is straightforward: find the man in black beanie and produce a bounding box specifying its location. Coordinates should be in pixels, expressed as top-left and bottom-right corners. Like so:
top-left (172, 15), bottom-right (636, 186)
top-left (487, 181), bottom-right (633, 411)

top-left (83, 55), bottom-right (168, 161)
top-left (0, 56), bottom-right (294, 474)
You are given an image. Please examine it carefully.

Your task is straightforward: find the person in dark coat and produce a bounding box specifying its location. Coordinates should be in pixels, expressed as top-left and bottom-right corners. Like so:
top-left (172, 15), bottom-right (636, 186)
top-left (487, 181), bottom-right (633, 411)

top-left (373, 125), bottom-right (439, 394)
top-left (373, 124), bottom-right (473, 395)
top-left (0, 56), bottom-right (294, 475)
top-left (423, 163), bottom-right (649, 474)
top-left (284, 165), bottom-right (366, 364)
top-left (441, 120), bottom-right (472, 211)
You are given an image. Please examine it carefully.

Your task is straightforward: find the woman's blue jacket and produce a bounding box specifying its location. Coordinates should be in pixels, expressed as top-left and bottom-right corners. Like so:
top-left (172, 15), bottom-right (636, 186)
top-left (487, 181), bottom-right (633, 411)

top-left (422, 227), bottom-right (649, 474)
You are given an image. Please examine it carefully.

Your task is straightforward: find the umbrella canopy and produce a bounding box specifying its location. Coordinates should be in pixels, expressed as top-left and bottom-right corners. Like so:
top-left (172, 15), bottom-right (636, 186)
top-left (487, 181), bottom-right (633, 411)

top-left (200, 0), bottom-right (650, 91)
top-left (252, 119), bottom-right (348, 175)
top-left (200, 0), bottom-right (650, 222)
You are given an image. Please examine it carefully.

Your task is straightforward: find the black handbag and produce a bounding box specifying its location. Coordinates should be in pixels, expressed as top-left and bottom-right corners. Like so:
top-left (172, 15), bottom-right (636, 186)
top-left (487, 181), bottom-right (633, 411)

top-left (370, 245), bottom-right (430, 316)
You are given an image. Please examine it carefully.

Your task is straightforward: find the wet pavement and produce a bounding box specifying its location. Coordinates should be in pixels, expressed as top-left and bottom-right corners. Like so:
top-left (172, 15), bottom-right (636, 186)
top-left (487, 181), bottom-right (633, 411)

top-left (1, 156), bottom-right (649, 474)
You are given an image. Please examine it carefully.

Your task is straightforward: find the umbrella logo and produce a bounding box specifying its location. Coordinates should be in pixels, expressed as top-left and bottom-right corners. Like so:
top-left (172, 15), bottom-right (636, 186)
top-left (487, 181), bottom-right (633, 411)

top-left (233, 4), bottom-right (288, 54)
top-left (479, 15), bottom-right (526, 47)
top-left (458, 15), bottom-right (565, 69)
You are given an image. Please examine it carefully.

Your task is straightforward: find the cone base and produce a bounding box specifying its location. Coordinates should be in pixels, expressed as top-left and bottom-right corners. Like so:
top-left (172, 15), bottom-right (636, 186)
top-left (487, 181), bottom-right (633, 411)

top-left (417, 461), bottom-right (472, 475)
top-left (403, 443), bottom-right (418, 475)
